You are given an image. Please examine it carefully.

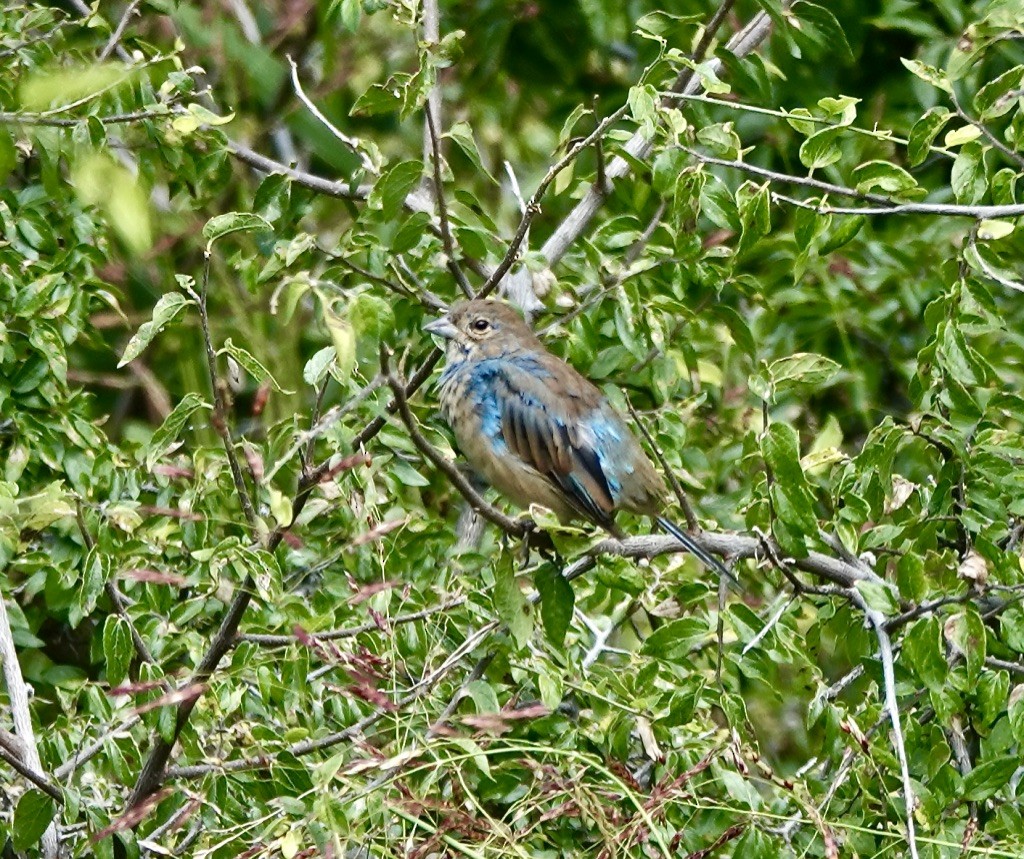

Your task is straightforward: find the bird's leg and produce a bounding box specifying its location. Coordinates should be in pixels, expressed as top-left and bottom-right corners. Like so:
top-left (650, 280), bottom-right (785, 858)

top-left (521, 524), bottom-right (562, 569)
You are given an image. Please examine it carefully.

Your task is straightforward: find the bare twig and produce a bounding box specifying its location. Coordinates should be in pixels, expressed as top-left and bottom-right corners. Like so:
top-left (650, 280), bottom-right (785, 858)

top-left (287, 55), bottom-right (377, 175)
top-left (98, 0), bottom-right (142, 60)
top-left (849, 592), bottom-right (920, 859)
top-left (425, 107), bottom-right (473, 297)
top-left (625, 396), bottom-right (699, 531)
top-left (476, 104), bottom-right (630, 300)
top-left (0, 590), bottom-right (61, 855)
top-left (690, 149), bottom-right (1024, 218)
top-left (0, 737), bottom-right (63, 803)
top-left (239, 597), bottom-right (467, 646)
top-left (198, 252), bottom-right (259, 532)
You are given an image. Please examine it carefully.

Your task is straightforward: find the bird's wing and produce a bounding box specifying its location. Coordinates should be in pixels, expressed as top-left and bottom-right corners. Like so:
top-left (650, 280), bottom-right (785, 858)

top-left (493, 355), bottom-right (621, 528)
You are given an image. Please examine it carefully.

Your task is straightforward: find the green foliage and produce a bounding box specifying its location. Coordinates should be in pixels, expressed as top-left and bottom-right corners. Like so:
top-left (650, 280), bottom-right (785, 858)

top-left (2, 0), bottom-right (1024, 857)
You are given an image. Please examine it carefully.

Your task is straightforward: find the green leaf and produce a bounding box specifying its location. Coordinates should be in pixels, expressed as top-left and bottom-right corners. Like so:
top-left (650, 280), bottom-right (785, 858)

top-left (907, 107), bottom-right (952, 166)
top-left (203, 212), bottom-right (273, 245)
top-left (220, 338), bottom-right (292, 393)
top-left (853, 579), bottom-right (898, 614)
top-left (493, 551), bottom-right (532, 649)
top-left (445, 121), bottom-right (497, 184)
top-left (118, 292), bottom-right (191, 368)
top-left (337, 0), bottom-right (361, 31)
top-left (749, 353), bottom-right (841, 403)
top-left (303, 346), bottom-right (336, 387)
top-left (799, 127), bottom-right (843, 170)
top-left (367, 160), bottom-right (423, 222)
top-left (322, 304), bottom-right (356, 383)
top-left (641, 617), bottom-right (708, 662)
top-left (903, 618), bottom-right (946, 691)
top-left (533, 563), bottom-right (574, 647)
top-left (962, 756), bottom-right (1019, 801)
top-left (853, 160), bottom-right (919, 197)
top-left (103, 615), bottom-right (133, 687)
top-left (147, 392), bottom-right (208, 469)
top-left (818, 214), bottom-right (865, 254)
top-left (900, 58), bottom-right (952, 94)
top-left (19, 61), bottom-right (128, 110)
top-left (13, 791), bottom-right (56, 851)
top-left (951, 142), bottom-right (987, 205)
top-left (974, 65), bottom-right (1024, 120)
top-left (762, 423), bottom-right (818, 557)
top-left (627, 83), bottom-right (659, 131)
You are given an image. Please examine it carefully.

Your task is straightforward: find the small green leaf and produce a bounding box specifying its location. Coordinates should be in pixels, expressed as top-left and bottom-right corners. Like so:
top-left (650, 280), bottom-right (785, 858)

top-left (103, 615), bottom-right (133, 687)
top-left (962, 756), bottom-right (1019, 801)
top-left (977, 219), bottom-right (1015, 241)
top-left (799, 127), bottom-right (843, 170)
top-left (534, 563), bottom-right (574, 647)
top-left (907, 107), bottom-right (952, 166)
top-left (13, 791), bottom-right (56, 851)
top-left (367, 160), bottom-right (423, 222)
top-left (303, 346), bottom-right (336, 387)
top-left (203, 212), bottom-right (273, 245)
top-left (951, 141), bottom-right (987, 205)
top-left (445, 121), bottom-right (497, 185)
top-left (641, 617), bottom-right (708, 662)
top-left (322, 305), bottom-right (356, 382)
top-left (749, 353), bottom-right (841, 403)
top-left (220, 338), bottom-right (292, 393)
top-left (818, 214), bottom-right (865, 254)
top-left (900, 58), bottom-right (952, 94)
top-left (493, 551), bottom-right (533, 649)
top-left (119, 292), bottom-right (191, 368)
top-left (147, 392), bottom-right (207, 469)
top-left (854, 579), bottom-right (898, 614)
top-left (974, 65), bottom-right (1024, 120)
top-left (944, 125), bottom-right (982, 147)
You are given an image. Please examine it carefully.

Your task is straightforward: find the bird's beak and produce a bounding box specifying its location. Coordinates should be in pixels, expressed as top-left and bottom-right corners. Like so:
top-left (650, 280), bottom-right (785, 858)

top-left (423, 315), bottom-right (458, 340)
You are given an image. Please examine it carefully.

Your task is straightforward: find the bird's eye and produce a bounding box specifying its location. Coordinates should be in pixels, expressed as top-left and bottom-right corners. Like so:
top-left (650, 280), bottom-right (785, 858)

top-left (471, 318), bottom-right (491, 332)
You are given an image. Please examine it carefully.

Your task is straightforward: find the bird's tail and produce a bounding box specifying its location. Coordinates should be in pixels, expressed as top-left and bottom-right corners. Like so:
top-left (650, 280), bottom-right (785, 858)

top-left (655, 515), bottom-right (739, 589)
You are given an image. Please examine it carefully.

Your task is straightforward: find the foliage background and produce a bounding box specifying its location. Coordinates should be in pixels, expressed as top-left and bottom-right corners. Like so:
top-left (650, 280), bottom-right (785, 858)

top-left (3, 0), bottom-right (1024, 856)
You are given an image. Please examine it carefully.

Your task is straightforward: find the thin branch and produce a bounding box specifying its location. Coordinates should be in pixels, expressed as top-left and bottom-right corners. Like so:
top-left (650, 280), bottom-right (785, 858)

top-left (0, 737), bottom-right (63, 803)
top-left (850, 593), bottom-right (920, 859)
top-left (951, 89), bottom-right (1024, 171)
top-left (625, 396), bottom-right (699, 531)
top-left (54, 714), bottom-right (141, 780)
top-left (0, 589), bottom-right (61, 856)
top-left (0, 105), bottom-right (180, 127)
top-left (425, 106), bottom-right (473, 297)
top-left (98, 0), bottom-right (142, 61)
top-left (287, 55), bottom-right (377, 175)
top-left (198, 252), bottom-right (260, 532)
top-left (690, 149), bottom-right (1024, 217)
top-left (239, 597), bottom-right (467, 647)
top-left (539, 1), bottom-right (786, 268)
top-left (76, 502), bottom-right (163, 674)
top-left (476, 104), bottom-right (630, 300)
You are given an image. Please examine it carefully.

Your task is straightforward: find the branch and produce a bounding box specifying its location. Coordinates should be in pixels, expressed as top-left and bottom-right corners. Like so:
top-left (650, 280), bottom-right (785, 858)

top-left (0, 590), bottom-right (61, 856)
top-left (539, 1), bottom-right (787, 269)
top-left (238, 597), bottom-right (467, 647)
top-left (689, 148), bottom-right (1024, 218)
top-left (476, 105), bottom-right (629, 302)
top-left (98, 0), bottom-right (141, 61)
top-left (425, 107), bottom-right (473, 297)
top-left (849, 592), bottom-right (920, 859)
top-left (197, 252), bottom-right (259, 532)
top-left (287, 55), bottom-right (377, 175)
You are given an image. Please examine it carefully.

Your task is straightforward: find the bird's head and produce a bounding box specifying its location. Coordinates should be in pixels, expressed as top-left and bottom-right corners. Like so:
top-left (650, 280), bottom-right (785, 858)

top-left (424, 299), bottom-right (542, 361)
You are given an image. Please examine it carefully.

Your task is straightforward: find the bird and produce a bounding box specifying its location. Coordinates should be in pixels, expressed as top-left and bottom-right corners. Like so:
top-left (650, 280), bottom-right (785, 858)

top-left (423, 298), bottom-right (732, 582)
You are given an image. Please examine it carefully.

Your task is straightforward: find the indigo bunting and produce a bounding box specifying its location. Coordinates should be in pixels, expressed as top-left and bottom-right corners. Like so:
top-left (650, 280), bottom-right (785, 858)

top-left (424, 299), bottom-right (729, 580)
